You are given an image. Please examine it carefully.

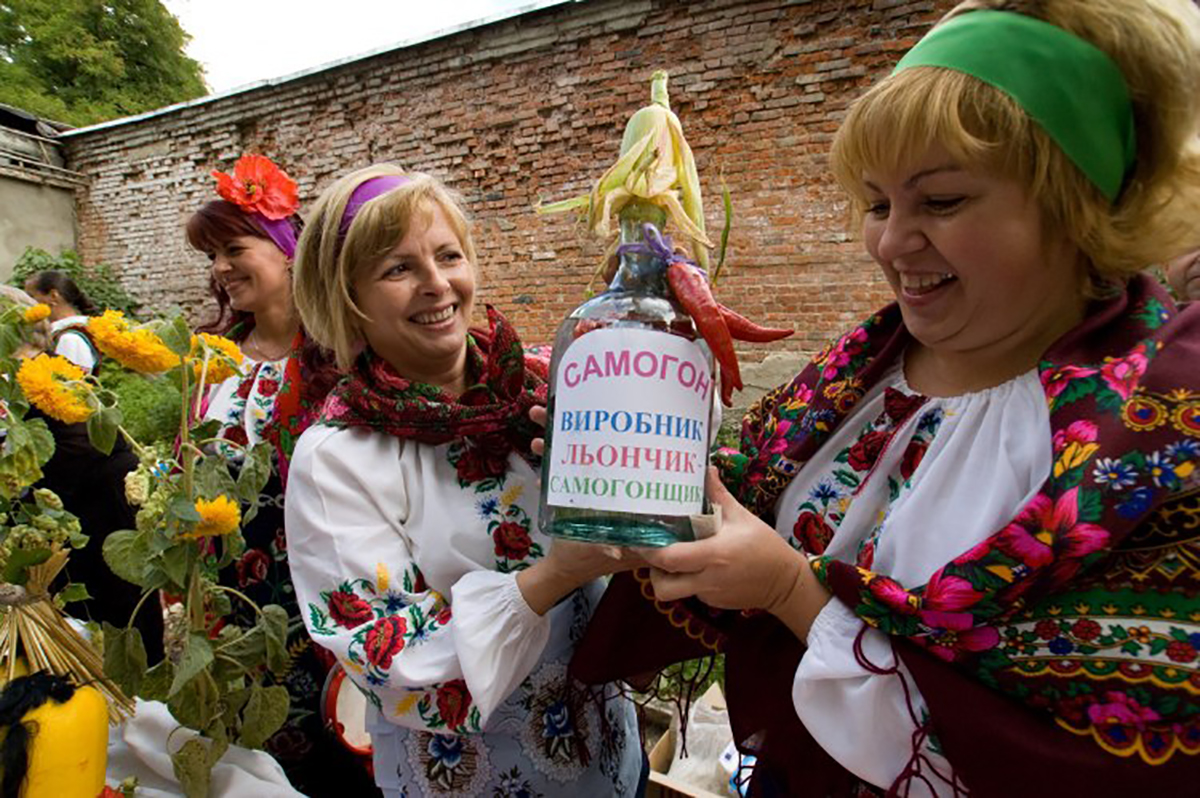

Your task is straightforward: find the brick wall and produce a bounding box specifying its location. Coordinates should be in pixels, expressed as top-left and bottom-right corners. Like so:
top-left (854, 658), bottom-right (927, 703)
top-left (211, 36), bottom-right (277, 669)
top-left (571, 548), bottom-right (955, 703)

top-left (62, 0), bottom-right (956, 362)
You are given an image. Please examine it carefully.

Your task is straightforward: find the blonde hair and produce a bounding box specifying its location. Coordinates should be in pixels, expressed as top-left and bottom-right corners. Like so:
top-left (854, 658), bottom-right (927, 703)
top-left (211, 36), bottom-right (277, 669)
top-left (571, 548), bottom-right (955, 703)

top-left (0, 285), bottom-right (52, 355)
top-left (293, 165), bottom-right (477, 370)
top-left (830, 0), bottom-right (1200, 290)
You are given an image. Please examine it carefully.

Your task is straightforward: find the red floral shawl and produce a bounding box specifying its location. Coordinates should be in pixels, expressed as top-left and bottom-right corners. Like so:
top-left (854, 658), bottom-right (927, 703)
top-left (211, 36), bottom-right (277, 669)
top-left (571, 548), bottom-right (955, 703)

top-left (571, 275), bottom-right (1200, 796)
top-left (319, 306), bottom-right (548, 477)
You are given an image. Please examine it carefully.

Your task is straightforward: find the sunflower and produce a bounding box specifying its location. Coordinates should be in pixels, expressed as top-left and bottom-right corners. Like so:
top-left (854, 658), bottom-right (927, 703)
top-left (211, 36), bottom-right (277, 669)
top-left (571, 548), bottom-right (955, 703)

top-left (188, 495), bottom-right (241, 538)
top-left (23, 304), bottom-right (51, 323)
top-left (88, 310), bottom-right (181, 374)
top-left (16, 355), bottom-right (94, 423)
top-left (191, 333), bottom-right (244, 384)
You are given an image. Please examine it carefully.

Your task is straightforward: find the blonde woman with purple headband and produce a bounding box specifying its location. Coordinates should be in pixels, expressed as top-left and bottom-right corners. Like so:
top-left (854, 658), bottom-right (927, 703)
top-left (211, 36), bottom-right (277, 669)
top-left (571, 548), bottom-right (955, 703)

top-left (287, 166), bottom-right (646, 797)
top-left (572, 1), bottom-right (1200, 796)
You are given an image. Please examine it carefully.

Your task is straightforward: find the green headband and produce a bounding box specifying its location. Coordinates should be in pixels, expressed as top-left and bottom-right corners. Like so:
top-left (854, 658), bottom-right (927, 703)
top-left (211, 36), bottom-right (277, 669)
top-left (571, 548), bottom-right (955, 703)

top-left (894, 10), bottom-right (1136, 202)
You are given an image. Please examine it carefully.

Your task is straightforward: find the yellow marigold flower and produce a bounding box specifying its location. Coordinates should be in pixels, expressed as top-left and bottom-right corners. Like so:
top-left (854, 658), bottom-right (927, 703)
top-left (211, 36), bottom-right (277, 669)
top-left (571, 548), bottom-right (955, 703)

top-left (16, 354), bottom-right (94, 423)
top-left (188, 495), bottom-right (241, 538)
top-left (88, 310), bottom-right (181, 374)
top-left (190, 333), bottom-right (244, 384)
top-left (23, 304), bottom-right (51, 323)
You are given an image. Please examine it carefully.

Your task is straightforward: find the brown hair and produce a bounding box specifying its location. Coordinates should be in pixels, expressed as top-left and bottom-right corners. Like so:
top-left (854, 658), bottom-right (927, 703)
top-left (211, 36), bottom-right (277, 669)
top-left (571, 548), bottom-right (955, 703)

top-left (830, 0), bottom-right (1200, 292)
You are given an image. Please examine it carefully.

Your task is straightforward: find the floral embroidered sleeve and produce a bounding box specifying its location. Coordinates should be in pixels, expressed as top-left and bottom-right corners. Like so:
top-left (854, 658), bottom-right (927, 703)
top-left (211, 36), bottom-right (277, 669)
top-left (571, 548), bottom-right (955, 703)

top-left (285, 427), bottom-right (550, 734)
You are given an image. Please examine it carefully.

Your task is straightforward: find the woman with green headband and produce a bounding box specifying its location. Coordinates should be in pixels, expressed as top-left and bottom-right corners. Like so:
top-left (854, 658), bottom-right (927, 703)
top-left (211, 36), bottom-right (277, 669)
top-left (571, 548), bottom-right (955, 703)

top-left (570, 1), bottom-right (1200, 795)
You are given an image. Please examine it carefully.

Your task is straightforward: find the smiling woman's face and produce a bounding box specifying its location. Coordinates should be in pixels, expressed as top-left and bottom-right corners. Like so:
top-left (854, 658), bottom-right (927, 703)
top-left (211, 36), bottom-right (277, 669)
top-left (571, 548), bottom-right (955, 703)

top-left (860, 145), bottom-right (1085, 361)
top-left (208, 234), bottom-right (291, 315)
top-left (351, 203), bottom-right (476, 389)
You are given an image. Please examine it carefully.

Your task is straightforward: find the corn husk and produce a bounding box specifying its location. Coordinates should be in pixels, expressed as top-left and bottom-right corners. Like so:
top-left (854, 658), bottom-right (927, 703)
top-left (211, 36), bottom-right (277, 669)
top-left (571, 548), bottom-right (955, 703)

top-left (0, 547), bottom-right (135, 724)
top-left (538, 70), bottom-right (713, 267)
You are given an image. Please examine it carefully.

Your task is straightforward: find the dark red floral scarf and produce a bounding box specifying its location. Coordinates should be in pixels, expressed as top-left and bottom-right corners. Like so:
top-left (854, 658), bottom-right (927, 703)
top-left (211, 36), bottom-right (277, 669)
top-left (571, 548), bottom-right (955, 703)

top-left (320, 306), bottom-right (547, 479)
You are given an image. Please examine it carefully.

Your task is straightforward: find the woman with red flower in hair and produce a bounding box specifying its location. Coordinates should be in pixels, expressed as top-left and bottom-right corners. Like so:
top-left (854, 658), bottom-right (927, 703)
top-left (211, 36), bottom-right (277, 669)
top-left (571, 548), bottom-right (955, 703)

top-left (184, 154), bottom-right (369, 796)
top-left (285, 165), bottom-right (645, 797)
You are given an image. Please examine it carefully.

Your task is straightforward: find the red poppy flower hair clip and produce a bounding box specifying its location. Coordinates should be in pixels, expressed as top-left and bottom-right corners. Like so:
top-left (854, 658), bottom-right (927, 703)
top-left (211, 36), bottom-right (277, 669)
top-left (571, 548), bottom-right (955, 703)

top-left (211, 154), bottom-right (300, 257)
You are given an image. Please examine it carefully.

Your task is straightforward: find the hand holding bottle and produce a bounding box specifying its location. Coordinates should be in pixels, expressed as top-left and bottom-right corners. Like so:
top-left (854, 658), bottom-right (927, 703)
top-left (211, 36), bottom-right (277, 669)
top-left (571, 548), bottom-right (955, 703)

top-left (530, 404), bottom-right (547, 456)
top-left (642, 468), bottom-right (832, 640)
top-left (517, 535), bottom-right (645, 616)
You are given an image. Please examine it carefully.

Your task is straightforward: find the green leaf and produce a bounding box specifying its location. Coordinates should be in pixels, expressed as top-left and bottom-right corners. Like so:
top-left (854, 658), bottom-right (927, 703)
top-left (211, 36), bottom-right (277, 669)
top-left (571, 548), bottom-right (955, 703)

top-left (203, 718), bottom-right (230, 767)
top-left (103, 528), bottom-right (167, 591)
top-left (238, 683), bottom-right (289, 749)
top-left (56, 582), bottom-right (91, 604)
top-left (159, 315), bottom-right (194, 358)
top-left (168, 494), bottom-right (202, 525)
top-left (169, 634), bottom-right (214, 698)
top-left (1095, 389), bottom-right (1125, 414)
top-left (235, 443), bottom-right (272, 506)
top-left (216, 529), bottom-right (245, 570)
top-left (190, 418), bottom-right (222, 442)
top-left (194, 453), bottom-right (236, 499)
top-left (24, 419), bottom-right (55, 466)
top-left (102, 622), bottom-right (147, 695)
top-left (1076, 489), bottom-right (1104, 524)
top-left (261, 604), bottom-right (289, 674)
top-left (1053, 376), bottom-right (1097, 409)
top-left (167, 677), bottom-right (214, 730)
top-left (171, 738), bottom-right (211, 798)
top-left (158, 542), bottom-right (193, 590)
top-left (0, 326), bottom-right (22, 360)
top-left (86, 405), bottom-right (121, 455)
top-left (221, 686), bottom-right (252, 728)
top-left (141, 659), bottom-right (173, 702)
top-left (2, 547), bottom-right (52, 585)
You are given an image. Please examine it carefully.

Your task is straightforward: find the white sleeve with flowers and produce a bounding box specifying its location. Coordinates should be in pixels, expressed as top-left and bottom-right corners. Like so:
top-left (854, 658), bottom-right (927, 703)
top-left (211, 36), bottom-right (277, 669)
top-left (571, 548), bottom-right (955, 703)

top-left (284, 424), bottom-right (552, 734)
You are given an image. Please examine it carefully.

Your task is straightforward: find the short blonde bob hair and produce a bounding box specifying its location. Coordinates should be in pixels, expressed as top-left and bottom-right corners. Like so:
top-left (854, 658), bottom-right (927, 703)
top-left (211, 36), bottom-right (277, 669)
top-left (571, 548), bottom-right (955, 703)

top-left (293, 165), bottom-right (476, 370)
top-left (830, 0), bottom-right (1200, 291)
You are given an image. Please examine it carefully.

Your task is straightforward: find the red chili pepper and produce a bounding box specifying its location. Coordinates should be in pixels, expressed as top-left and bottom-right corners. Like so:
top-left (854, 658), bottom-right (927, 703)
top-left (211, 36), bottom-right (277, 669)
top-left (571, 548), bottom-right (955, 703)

top-left (667, 261), bottom-right (742, 392)
top-left (719, 362), bottom-right (736, 407)
top-left (718, 305), bottom-right (794, 343)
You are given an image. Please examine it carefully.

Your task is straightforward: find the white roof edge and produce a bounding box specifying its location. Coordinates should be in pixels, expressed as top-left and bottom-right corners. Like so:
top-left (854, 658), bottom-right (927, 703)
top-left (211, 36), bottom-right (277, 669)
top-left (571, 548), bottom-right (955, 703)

top-left (60, 0), bottom-right (578, 139)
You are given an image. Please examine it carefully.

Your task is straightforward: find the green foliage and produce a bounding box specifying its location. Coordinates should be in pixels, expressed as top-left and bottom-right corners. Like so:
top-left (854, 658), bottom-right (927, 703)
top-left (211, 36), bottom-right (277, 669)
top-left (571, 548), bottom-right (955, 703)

top-left (645, 655), bottom-right (725, 703)
top-left (0, 0), bottom-right (206, 126)
top-left (10, 247), bottom-right (141, 316)
top-left (714, 416), bottom-right (741, 450)
top-left (97, 361), bottom-right (181, 445)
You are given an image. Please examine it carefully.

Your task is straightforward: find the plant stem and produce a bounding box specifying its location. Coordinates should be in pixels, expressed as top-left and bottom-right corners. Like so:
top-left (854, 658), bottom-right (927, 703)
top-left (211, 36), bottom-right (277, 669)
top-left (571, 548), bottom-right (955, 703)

top-left (209, 585), bottom-right (264, 619)
top-left (125, 587), bottom-right (155, 631)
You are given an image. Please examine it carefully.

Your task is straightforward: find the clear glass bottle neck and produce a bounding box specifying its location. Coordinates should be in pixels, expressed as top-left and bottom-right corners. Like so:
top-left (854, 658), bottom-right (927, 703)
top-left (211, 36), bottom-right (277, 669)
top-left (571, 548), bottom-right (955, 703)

top-left (610, 207), bottom-right (669, 296)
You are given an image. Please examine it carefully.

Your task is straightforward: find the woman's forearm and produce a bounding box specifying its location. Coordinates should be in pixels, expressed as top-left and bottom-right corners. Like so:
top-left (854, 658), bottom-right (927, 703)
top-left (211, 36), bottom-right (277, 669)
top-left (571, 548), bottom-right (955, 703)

top-left (768, 550), bottom-right (833, 641)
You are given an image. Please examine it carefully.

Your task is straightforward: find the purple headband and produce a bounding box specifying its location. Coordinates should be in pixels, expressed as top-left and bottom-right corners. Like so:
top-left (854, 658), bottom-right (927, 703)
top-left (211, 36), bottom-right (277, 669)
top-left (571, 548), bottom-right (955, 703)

top-left (339, 175), bottom-right (411, 237)
top-left (253, 213), bottom-right (297, 259)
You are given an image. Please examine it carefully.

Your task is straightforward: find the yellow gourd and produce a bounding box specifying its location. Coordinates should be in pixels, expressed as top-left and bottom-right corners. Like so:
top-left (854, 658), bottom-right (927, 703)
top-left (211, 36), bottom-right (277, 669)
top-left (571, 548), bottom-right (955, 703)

top-left (4, 684), bottom-right (109, 797)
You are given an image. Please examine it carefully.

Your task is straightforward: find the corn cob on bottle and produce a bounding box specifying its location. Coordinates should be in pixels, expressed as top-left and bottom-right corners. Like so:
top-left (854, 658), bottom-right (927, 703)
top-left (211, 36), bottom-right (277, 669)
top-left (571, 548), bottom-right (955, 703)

top-left (537, 72), bottom-right (715, 547)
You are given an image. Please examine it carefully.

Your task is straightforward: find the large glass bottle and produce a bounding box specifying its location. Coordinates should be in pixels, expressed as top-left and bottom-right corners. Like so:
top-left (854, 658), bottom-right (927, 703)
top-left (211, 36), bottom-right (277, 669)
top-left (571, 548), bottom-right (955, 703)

top-left (538, 202), bottom-right (714, 547)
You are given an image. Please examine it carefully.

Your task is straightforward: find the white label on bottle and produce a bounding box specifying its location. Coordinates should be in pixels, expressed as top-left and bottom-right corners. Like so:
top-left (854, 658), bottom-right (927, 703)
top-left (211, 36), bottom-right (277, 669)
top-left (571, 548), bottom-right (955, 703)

top-left (546, 327), bottom-right (712, 516)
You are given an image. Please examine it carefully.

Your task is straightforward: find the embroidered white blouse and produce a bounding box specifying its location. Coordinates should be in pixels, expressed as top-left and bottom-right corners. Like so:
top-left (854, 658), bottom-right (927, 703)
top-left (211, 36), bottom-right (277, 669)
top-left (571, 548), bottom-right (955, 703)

top-left (51, 315), bottom-right (97, 372)
top-left (285, 424), bottom-right (640, 797)
top-left (201, 355), bottom-right (287, 458)
top-left (775, 363), bottom-right (1052, 795)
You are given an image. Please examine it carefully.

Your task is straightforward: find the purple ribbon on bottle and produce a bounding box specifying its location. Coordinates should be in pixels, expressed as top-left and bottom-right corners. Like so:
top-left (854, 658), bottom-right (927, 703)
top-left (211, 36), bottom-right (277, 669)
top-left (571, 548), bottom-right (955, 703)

top-left (616, 223), bottom-right (706, 275)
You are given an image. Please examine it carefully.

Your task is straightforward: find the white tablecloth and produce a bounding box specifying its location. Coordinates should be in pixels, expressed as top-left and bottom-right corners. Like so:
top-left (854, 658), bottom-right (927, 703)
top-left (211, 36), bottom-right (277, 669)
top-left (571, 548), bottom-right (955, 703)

top-left (105, 699), bottom-right (303, 797)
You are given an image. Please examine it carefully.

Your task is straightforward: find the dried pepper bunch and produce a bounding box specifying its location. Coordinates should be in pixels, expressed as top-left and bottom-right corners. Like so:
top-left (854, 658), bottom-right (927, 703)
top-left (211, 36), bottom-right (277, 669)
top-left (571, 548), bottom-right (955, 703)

top-left (540, 70), bottom-right (793, 404)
